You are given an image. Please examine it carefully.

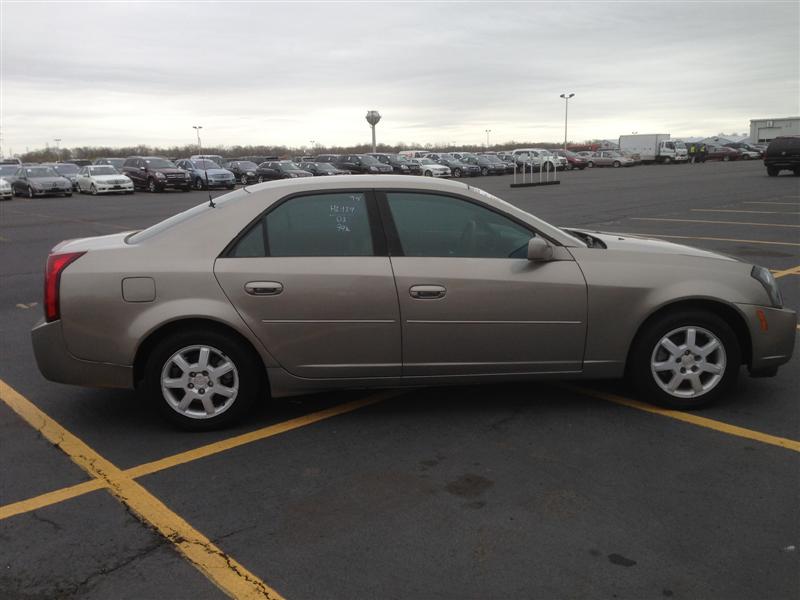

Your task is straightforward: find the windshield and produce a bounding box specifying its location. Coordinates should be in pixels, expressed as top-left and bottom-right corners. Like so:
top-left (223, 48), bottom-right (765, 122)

top-left (315, 163), bottom-right (335, 171)
top-left (419, 158), bottom-right (437, 165)
top-left (237, 161), bottom-right (258, 170)
top-left (88, 166), bottom-right (119, 175)
top-left (359, 155), bottom-right (380, 165)
top-left (100, 158), bottom-right (125, 167)
top-left (54, 164), bottom-right (79, 174)
top-left (26, 167), bottom-right (58, 178)
top-left (0, 166), bottom-right (17, 176)
top-left (191, 160), bottom-right (221, 170)
top-left (145, 158), bottom-right (176, 169)
top-left (279, 161), bottom-right (300, 170)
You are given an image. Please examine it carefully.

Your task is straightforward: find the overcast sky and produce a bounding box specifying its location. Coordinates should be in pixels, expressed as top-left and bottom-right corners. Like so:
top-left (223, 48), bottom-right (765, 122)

top-left (1, 1), bottom-right (798, 153)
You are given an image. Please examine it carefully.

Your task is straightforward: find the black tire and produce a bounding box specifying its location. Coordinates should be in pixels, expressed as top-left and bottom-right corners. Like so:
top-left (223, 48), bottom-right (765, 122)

top-left (424, 170), bottom-right (433, 177)
top-left (723, 155), bottom-right (730, 162)
top-left (453, 168), bottom-right (462, 178)
top-left (193, 178), bottom-right (205, 190)
top-left (64, 193), bottom-right (72, 198)
top-left (613, 161), bottom-right (621, 168)
top-left (663, 157), bottom-right (672, 164)
top-left (587, 161), bottom-right (594, 168)
top-left (147, 178), bottom-right (158, 193)
top-left (793, 169), bottom-right (800, 176)
top-left (90, 184), bottom-right (98, 196)
top-left (240, 174), bottom-right (248, 185)
top-left (27, 186), bottom-right (35, 199)
top-left (181, 186), bottom-right (190, 192)
top-left (125, 191), bottom-right (134, 194)
top-left (257, 175), bottom-right (265, 183)
top-left (143, 329), bottom-right (264, 431)
top-left (629, 309), bottom-right (741, 410)
top-left (480, 167), bottom-right (489, 176)
top-left (767, 167), bottom-right (779, 177)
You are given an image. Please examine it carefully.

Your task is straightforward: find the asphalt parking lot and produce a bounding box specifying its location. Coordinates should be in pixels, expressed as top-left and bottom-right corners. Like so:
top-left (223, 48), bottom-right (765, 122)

top-left (1, 160), bottom-right (798, 599)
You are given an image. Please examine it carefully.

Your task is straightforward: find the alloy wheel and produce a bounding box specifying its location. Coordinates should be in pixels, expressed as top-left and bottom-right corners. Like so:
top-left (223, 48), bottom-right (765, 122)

top-left (160, 345), bottom-right (239, 420)
top-left (650, 326), bottom-right (726, 399)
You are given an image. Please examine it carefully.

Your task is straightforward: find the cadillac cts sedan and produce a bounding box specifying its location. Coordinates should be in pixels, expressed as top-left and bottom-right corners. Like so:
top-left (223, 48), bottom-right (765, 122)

top-left (32, 176), bottom-right (796, 430)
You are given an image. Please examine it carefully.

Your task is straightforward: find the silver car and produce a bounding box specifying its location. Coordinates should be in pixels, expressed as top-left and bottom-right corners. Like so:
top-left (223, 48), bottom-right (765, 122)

top-left (31, 176), bottom-right (796, 429)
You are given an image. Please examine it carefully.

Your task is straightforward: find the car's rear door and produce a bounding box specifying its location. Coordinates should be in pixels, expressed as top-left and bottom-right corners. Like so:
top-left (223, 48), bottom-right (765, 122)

top-left (214, 189), bottom-right (401, 379)
top-left (378, 190), bottom-right (587, 376)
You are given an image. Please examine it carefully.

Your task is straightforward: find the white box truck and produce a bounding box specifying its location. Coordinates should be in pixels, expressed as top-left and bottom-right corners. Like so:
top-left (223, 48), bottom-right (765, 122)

top-left (618, 134), bottom-right (687, 164)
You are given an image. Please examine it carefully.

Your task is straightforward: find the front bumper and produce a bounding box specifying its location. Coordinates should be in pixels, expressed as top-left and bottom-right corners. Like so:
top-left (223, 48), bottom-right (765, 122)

top-left (31, 319), bottom-right (133, 389)
top-left (96, 182), bottom-right (134, 193)
top-left (734, 303), bottom-right (797, 374)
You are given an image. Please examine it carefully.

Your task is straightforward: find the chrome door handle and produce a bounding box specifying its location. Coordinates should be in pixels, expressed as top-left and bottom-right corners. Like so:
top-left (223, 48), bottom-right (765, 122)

top-left (244, 281), bottom-right (283, 296)
top-left (409, 285), bottom-right (446, 299)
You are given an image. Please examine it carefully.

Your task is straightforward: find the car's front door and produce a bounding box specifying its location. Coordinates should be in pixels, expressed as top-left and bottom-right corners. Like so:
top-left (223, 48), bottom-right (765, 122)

top-left (214, 189), bottom-right (401, 379)
top-left (380, 191), bottom-right (587, 376)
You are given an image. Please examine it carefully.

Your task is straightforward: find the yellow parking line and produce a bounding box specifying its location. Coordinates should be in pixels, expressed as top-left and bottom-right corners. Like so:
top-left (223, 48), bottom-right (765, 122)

top-left (565, 385), bottom-right (800, 453)
top-left (630, 217), bottom-right (800, 229)
top-left (0, 389), bottom-right (401, 523)
top-left (772, 265), bottom-right (800, 278)
top-left (0, 378), bottom-right (283, 600)
top-left (0, 479), bottom-right (106, 521)
top-left (126, 390), bottom-right (401, 479)
top-left (692, 209), bottom-right (800, 215)
top-left (624, 233), bottom-right (800, 247)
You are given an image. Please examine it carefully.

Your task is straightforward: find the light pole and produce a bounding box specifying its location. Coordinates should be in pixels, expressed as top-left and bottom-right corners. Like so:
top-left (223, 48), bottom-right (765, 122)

top-left (54, 138), bottom-right (61, 161)
top-left (366, 110), bottom-right (381, 153)
top-left (310, 139), bottom-right (315, 149)
top-left (485, 129), bottom-right (491, 149)
top-left (192, 126), bottom-right (203, 152)
top-left (559, 93), bottom-right (574, 151)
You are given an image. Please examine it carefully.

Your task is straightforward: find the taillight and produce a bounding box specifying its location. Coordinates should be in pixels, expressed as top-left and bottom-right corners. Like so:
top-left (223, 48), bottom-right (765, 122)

top-left (44, 252), bottom-right (85, 322)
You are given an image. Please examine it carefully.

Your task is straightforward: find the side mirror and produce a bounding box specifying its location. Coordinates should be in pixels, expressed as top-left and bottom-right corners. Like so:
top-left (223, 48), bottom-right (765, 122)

top-left (527, 237), bottom-right (553, 262)
top-left (140, 166), bottom-right (147, 171)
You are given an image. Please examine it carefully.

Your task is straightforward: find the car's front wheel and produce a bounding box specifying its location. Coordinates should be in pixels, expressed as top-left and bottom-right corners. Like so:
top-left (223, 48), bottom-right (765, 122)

top-left (453, 168), bottom-right (462, 178)
top-left (144, 329), bottom-right (263, 430)
top-left (424, 170), bottom-right (433, 177)
top-left (194, 178), bottom-right (205, 190)
top-left (240, 174), bottom-right (248, 185)
top-left (613, 161), bottom-right (621, 168)
top-left (629, 309), bottom-right (740, 409)
top-left (90, 184), bottom-right (98, 196)
top-left (147, 178), bottom-right (158, 193)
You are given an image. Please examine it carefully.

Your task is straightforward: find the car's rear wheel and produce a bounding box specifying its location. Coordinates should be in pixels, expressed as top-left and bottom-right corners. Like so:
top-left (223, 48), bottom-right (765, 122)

top-left (257, 175), bottom-right (265, 183)
top-left (481, 167), bottom-right (489, 176)
top-left (194, 178), bottom-right (205, 190)
top-left (767, 166), bottom-right (779, 176)
top-left (587, 161), bottom-right (594, 168)
top-left (144, 330), bottom-right (263, 430)
top-left (630, 309), bottom-right (740, 409)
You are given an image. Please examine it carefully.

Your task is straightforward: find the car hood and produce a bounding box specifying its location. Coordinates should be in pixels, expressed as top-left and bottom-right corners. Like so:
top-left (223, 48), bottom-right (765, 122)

top-left (197, 168), bottom-right (232, 176)
top-left (570, 229), bottom-right (738, 262)
top-left (92, 174), bottom-right (131, 182)
top-left (31, 177), bottom-right (71, 185)
top-left (153, 168), bottom-right (186, 174)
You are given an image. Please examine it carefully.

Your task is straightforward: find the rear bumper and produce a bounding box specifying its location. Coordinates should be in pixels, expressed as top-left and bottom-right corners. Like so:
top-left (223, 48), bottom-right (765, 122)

top-left (31, 319), bottom-right (133, 389)
top-left (734, 303), bottom-right (797, 373)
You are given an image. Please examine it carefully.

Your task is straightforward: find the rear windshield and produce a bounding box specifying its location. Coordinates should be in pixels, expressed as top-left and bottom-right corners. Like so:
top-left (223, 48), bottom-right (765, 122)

top-left (127, 192), bottom-right (246, 243)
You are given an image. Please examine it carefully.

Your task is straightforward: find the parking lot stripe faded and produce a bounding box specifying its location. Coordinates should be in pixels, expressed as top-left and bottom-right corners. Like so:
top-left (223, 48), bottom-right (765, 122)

top-left (744, 201), bottom-right (800, 206)
top-left (0, 378), bottom-right (283, 600)
top-left (692, 209), bottom-right (800, 215)
top-left (630, 217), bottom-right (800, 229)
top-left (772, 265), bottom-right (800, 278)
top-left (566, 385), bottom-right (800, 453)
top-left (625, 234), bottom-right (800, 248)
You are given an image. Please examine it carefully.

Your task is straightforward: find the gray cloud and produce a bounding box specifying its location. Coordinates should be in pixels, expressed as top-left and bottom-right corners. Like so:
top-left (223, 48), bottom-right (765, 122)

top-left (1, 1), bottom-right (797, 152)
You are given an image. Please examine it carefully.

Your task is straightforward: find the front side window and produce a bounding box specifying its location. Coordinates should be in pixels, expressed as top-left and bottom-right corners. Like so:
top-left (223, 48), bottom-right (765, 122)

top-left (229, 192), bottom-right (374, 258)
top-left (386, 192), bottom-right (533, 259)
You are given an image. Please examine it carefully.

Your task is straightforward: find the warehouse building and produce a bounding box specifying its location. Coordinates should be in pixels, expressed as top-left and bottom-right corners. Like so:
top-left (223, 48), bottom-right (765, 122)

top-left (750, 117), bottom-right (800, 143)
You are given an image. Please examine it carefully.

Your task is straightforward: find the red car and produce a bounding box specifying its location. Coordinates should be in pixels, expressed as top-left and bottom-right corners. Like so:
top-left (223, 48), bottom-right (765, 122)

top-left (704, 145), bottom-right (741, 161)
top-left (551, 149), bottom-right (588, 170)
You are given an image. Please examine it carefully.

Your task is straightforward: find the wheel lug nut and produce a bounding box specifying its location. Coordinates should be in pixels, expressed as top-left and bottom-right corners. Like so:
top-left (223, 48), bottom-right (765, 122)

top-left (199, 388), bottom-right (205, 394)
top-left (188, 383), bottom-right (194, 388)
top-left (189, 372), bottom-right (195, 377)
top-left (680, 368), bottom-right (686, 373)
top-left (203, 371), bottom-right (208, 376)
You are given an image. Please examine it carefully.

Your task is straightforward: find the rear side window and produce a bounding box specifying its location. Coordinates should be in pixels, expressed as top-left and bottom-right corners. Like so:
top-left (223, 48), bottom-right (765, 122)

top-left (228, 192), bottom-right (374, 257)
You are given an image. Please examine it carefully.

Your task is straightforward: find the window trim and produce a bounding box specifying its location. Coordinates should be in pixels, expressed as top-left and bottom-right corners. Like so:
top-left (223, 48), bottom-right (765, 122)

top-left (374, 188), bottom-right (560, 257)
top-left (220, 188), bottom-right (386, 259)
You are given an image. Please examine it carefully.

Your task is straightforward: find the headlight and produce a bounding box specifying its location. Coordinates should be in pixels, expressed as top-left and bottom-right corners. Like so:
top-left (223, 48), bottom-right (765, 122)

top-left (156, 172), bottom-right (166, 178)
top-left (400, 165), bottom-right (408, 170)
top-left (246, 171), bottom-right (255, 176)
top-left (289, 173), bottom-right (298, 178)
top-left (185, 173), bottom-right (191, 179)
top-left (751, 265), bottom-right (783, 308)
top-left (369, 166), bottom-right (379, 172)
